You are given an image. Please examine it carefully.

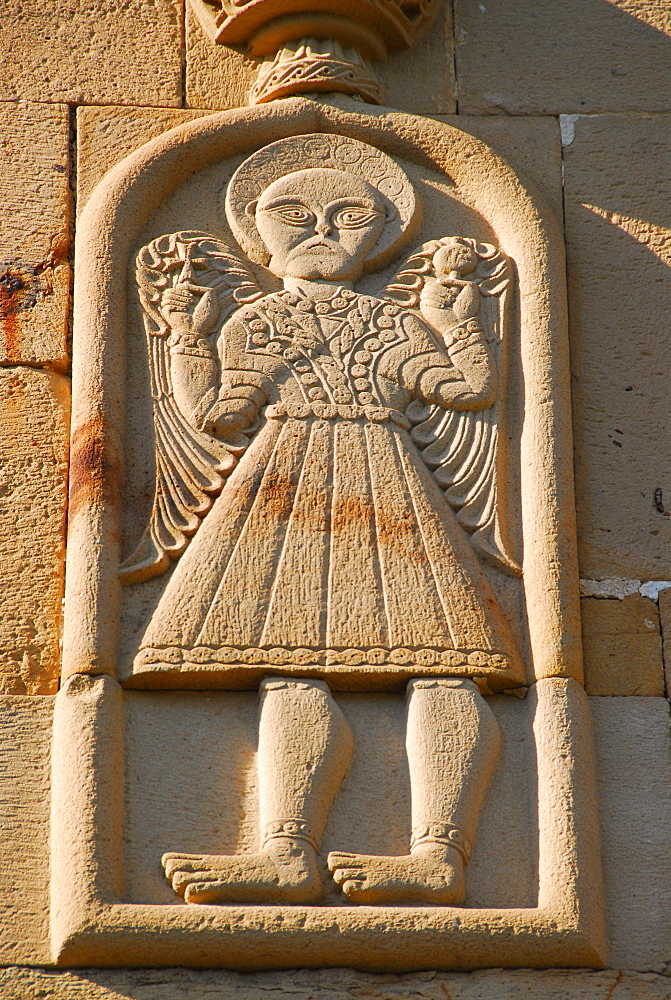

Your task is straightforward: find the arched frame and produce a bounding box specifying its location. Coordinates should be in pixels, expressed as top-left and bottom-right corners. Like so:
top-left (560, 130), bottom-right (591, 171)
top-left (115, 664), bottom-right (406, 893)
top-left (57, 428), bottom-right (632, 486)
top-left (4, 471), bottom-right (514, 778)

top-left (51, 98), bottom-right (605, 970)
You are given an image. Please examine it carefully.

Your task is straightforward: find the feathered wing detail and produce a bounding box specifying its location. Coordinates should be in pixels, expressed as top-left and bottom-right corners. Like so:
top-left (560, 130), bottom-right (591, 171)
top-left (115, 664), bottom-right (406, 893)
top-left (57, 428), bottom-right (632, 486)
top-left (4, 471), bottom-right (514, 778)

top-left (384, 237), bottom-right (521, 576)
top-left (119, 231), bottom-right (264, 585)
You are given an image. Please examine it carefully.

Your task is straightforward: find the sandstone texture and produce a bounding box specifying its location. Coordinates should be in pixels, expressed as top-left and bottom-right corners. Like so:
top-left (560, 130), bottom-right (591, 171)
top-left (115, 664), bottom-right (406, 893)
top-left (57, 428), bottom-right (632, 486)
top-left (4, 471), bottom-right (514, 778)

top-left (591, 696), bottom-right (671, 970)
top-left (0, 0), bottom-right (183, 107)
top-left (564, 115), bottom-right (671, 580)
top-left (185, 6), bottom-right (259, 112)
top-left (5, 687), bottom-right (665, 967)
top-left (186, 3), bottom-right (456, 114)
top-left (2, 965), bottom-right (671, 998)
top-left (455, 0), bottom-right (671, 114)
top-left (0, 103), bottom-right (71, 370)
top-left (0, 696), bottom-right (53, 966)
top-left (439, 115), bottom-right (563, 222)
top-left (77, 108), bottom-right (206, 211)
top-left (582, 595), bottom-right (664, 696)
top-left (0, 368), bottom-right (69, 695)
top-left (658, 588), bottom-right (671, 696)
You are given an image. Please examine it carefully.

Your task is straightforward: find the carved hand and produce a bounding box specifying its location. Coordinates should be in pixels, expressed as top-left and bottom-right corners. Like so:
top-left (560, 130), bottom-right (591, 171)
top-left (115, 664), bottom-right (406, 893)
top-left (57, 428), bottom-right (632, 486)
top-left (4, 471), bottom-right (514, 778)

top-left (161, 282), bottom-right (220, 337)
top-left (203, 385), bottom-right (266, 442)
top-left (420, 277), bottom-right (480, 339)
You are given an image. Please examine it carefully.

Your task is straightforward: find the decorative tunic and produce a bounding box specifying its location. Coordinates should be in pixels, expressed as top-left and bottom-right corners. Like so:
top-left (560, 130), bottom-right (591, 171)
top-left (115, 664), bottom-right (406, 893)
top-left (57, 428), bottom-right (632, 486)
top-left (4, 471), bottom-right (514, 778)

top-left (135, 287), bottom-right (523, 689)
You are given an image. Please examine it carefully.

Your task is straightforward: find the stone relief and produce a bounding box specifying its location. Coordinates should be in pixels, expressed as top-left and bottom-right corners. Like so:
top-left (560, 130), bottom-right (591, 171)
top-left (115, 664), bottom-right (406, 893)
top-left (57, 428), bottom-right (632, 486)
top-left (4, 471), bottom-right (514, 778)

top-left (117, 133), bottom-right (524, 906)
top-left (54, 94), bottom-right (602, 968)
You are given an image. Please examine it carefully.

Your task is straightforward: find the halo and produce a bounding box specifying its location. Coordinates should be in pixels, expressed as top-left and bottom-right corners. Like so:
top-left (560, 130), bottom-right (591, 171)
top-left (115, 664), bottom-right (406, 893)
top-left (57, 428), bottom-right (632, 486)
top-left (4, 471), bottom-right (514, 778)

top-left (225, 133), bottom-right (420, 271)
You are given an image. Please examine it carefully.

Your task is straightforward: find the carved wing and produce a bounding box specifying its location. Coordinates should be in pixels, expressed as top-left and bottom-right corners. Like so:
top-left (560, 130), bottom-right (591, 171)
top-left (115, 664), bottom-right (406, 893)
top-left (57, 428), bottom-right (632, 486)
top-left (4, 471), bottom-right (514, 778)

top-left (119, 231), bottom-right (263, 585)
top-left (384, 237), bottom-right (521, 575)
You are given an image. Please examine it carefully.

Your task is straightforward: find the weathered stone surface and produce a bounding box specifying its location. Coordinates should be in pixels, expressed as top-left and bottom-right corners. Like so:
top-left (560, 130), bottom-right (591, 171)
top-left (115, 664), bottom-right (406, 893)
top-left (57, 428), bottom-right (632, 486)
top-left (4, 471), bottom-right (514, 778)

top-left (377, 5), bottom-right (456, 115)
top-left (0, 0), bottom-right (183, 107)
top-left (591, 696), bottom-right (671, 970)
top-left (77, 108), bottom-right (206, 211)
top-left (0, 368), bottom-right (69, 695)
top-left (0, 696), bottom-right (53, 966)
top-left (185, 5), bottom-right (258, 111)
top-left (440, 116), bottom-right (563, 222)
top-left (658, 587), bottom-right (671, 697)
top-left (582, 595), bottom-right (664, 696)
top-left (564, 115), bottom-right (671, 580)
top-left (0, 103), bottom-right (70, 370)
top-left (185, 4), bottom-right (456, 114)
top-left (455, 0), bottom-right (671, 115)
top-left (1, 689), bottom-right (668, 968)
top-left (77, 110), bottom-right (562, 227)
top-left (2, 967), bottom-right (671, 999)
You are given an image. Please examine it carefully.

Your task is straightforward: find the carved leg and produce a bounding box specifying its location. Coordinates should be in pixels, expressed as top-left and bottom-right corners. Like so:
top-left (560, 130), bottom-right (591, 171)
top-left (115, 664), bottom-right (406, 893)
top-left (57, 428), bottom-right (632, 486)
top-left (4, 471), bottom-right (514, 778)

top-left (163, 677), bottom-right (353, 904)
top-left (328, 678), bottom-right (500, 905)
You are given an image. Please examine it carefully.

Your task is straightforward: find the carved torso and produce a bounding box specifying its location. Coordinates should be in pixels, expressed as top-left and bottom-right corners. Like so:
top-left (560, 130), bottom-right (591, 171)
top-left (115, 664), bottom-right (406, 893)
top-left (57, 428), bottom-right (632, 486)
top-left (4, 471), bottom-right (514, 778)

top-left (233, 288), bottom-right (441, 416)
top-left (134, 284), bottom-right (521, 686)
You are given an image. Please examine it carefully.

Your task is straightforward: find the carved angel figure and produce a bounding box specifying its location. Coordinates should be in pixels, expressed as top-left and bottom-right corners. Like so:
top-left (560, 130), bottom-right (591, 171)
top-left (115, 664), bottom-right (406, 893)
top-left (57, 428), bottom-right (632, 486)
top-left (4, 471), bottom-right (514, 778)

top-left (124, 135), bottom-right (524, 907)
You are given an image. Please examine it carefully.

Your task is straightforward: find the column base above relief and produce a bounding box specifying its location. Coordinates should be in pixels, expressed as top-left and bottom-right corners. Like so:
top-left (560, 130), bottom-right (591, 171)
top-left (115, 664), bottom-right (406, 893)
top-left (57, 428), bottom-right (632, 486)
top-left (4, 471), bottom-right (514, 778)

top-left (189, 0), bottom-right (443, 56)
top-left (251, 38), bottom-right (382, 104)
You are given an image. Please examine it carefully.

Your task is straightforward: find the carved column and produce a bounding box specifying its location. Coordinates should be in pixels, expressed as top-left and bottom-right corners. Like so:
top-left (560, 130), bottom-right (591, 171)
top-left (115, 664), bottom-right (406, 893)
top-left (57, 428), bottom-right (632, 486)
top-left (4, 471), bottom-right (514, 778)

top-left (188, 0), bottom-right (442, 103)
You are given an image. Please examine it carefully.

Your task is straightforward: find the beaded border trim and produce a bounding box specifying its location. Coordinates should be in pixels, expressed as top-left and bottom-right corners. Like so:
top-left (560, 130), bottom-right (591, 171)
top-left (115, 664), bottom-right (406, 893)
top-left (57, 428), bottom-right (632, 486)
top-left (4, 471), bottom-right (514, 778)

top-left (136, 645), bottom-right (512, 673)
top-left (262, 819), bottom-right (320, 852)
top-left (411, 823), bottom-right (471, 863)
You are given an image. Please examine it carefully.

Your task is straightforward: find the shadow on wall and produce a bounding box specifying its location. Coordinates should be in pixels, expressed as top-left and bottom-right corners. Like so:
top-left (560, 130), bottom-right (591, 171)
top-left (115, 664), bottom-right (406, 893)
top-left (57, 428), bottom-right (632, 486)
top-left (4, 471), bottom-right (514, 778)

top-left (563, 117), bottom-right (671, 580)
top-left (454, 0), bottom-right (671, 114)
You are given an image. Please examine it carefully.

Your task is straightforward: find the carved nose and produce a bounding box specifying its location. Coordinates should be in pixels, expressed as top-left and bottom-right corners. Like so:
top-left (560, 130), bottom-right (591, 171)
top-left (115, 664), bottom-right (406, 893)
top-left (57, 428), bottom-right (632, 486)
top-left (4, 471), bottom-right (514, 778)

top-left (315, 221), bottom-right (332, 237)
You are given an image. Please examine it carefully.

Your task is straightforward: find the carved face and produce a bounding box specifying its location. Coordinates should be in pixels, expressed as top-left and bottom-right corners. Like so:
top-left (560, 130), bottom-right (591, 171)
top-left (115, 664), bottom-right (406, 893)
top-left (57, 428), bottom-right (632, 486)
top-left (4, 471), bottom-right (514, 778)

top-left (251, 168), bottom-right (387, 282)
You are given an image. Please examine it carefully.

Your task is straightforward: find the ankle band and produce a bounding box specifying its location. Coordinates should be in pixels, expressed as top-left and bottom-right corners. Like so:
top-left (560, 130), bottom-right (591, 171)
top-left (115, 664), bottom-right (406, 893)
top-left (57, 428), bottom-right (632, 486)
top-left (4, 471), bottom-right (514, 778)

top-left (411, 823), bottom-right (471, 863)
top-left (262, 819), bottom-right (320, 852)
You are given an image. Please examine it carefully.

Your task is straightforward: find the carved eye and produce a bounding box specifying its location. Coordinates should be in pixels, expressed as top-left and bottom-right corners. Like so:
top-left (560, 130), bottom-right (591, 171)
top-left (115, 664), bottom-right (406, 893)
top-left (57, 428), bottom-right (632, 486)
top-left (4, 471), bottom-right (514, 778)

top-left (331, 207), bottom-right (384, 230)
top-left (265, 205), bottom-right (315, 227)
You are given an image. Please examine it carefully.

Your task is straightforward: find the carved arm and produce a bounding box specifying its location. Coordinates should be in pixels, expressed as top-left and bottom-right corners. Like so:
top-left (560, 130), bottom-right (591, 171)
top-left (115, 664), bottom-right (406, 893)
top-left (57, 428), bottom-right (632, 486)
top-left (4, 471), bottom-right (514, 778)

top-left (392, 314), bottom-right (497, 412)
top-left (413, 341), bottom-right (496, 410)
top-left (162, 284), bottom-right (272, 441)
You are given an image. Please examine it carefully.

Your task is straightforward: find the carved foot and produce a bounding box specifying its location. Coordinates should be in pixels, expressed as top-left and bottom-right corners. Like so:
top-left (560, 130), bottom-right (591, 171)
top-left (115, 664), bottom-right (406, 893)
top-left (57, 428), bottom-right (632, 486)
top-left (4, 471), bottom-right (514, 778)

top-left (327, 842), bottom-right (465, 905)
top-left (162, 837), bottom-right (322, 905)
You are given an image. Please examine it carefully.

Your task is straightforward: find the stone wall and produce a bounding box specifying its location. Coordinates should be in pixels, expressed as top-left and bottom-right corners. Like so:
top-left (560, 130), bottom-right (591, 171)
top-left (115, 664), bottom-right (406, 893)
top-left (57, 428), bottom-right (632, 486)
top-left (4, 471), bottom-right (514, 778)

top-left (1, 1), bottom-right (670, 995)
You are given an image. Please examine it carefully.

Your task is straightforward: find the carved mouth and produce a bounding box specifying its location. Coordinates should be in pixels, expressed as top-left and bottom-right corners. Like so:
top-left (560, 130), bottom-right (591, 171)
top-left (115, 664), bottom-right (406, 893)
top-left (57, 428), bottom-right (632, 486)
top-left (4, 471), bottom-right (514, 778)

top-left (293, 238), bottom-right (338, 252)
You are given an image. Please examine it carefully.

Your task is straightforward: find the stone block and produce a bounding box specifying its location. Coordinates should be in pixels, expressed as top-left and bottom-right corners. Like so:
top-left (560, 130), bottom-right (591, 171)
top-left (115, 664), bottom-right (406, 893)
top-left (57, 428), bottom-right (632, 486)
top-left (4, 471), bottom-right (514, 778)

top-left (185, 4), bottom-right (456, 114)
top-left (1, 967), bottom-right (671, 999)
top-left (184, 6), bottom-right (257, 111)
top-left (582, 595), bottom-right (664, 696)
top-left (658, 588), bottom-right (671, 697)
top-left (564, 115), bottom-right (671, 580)
top-left (0, 103), bottom-right (71, 370)
top-left (77, 108), bottom-right (207, 212)
top-left (591, 696), bottom-right (671, 970)
top-left (439, 116), bottom-right (563, 223)
top-left (0, 368), bottom-right (70, 695)
top-left (455, 0), bottom-right (671, 114)
top-left (0, 0), bottom-right (183, 107)
top-left (0, 696), bottom-right (53, 966)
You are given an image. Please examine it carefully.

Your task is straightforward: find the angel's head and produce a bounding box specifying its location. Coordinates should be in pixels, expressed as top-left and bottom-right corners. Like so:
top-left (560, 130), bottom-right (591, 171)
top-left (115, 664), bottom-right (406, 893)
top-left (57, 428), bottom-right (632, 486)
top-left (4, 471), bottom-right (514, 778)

top-left (225, 135), bottom-right (420, 279)
top-left (246, 168), bottom-right (388, 283)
